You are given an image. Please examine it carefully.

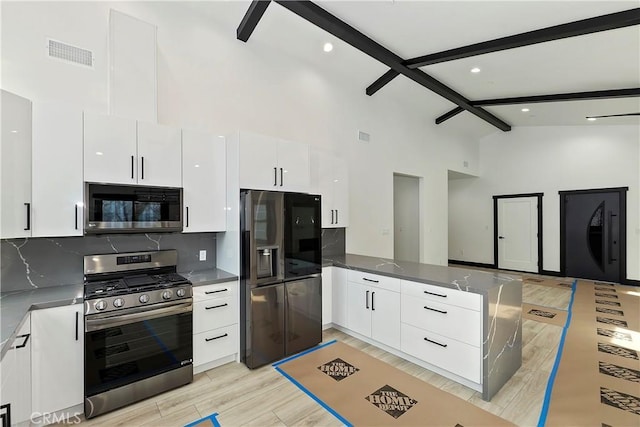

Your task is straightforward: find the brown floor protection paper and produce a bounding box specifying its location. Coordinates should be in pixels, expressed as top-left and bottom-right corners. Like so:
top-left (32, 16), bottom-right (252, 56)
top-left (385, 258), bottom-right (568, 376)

top-left (543, 280), bottom-right (640, 427)
top-left (522, 276), bottom-right (574, 290)
top-left (522, 303), bottom-right (567, 327)
top-left (276, 341), bottom-right (514, 426)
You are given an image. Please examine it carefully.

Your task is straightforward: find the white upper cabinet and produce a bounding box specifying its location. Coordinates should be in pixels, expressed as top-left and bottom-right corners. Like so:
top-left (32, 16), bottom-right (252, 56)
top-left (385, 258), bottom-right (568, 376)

top-left (1, 90), bottom-right (32, 238)
top-left (137, 121), bottom-right (182, 187)
top-left (310, 148), bottom-right (349, 228)
top-left (83, 111), bottom-right (137, 185)
top-left (182, 129), bottom-right (226, 232)
top-left (32, 101), bottom-right (84, 237)
top-left (238, 131), bottom-right (310, 192)
top-left (84, 112), bottom-right (182, 187)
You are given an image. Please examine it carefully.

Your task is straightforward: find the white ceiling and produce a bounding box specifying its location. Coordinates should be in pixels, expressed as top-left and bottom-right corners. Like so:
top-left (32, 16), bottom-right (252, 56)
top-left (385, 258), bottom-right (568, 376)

top-left (235, 0), bottom-right (640, 133)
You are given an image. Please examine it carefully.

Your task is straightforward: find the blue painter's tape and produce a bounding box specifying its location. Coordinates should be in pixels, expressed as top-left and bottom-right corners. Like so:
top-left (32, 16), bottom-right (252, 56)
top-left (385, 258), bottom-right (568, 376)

top-left (272, 339), bottom-right (337, 367)
top-left (536, 279), bottom-right (577, 427)
top-left (184, 412), bottom-right (221, 427)
top-left (275, 365), bottom-right (352, 427)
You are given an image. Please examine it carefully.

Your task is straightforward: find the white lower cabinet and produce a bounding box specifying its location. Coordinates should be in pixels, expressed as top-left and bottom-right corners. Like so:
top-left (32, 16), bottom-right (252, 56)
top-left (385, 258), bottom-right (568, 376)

top-left (331, 267), bottom-right (348, 328)
top-left (321, 267), bottom-right (332, 326)
top-left (0, 317), bottom-right (32, 426)
top-left (192, 281), bottom-right (238, 372)
top-left (31, 305), bottom-right (83, 416)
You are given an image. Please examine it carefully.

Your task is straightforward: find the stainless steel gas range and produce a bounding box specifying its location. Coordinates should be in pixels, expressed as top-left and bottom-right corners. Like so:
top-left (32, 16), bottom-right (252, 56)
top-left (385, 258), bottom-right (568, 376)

top-left (83, 250), bottom-right (193, 419)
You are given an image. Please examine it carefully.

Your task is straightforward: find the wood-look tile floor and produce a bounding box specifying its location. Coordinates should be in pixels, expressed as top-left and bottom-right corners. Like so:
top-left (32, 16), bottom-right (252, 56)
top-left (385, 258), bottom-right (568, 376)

top-left (75, 273), bottom-right (574, 427)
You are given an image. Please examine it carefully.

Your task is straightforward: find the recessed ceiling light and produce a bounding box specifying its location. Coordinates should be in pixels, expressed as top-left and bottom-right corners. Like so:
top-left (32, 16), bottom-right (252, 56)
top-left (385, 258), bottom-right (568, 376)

top-left (587, 117), bottom-right (597, 121)
top-left (470, 67), bottom-right (481, 73)
top-left (521, 108), bottom-right (530, 112)
top-left (323, 42), bottom-right (333, 53)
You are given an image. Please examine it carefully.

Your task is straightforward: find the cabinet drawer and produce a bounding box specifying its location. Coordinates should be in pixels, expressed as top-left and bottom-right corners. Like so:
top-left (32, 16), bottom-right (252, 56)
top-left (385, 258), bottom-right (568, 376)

top-left (347, 270), bottom-right (400, 292)
top-left (401, 294), bottom-right (481, 347)
top-left (194, 297), bottom-right (236, 334)
top-left (193, 325), bottom-right (237, 367)
top-left (401, 280), bottom-right (481, 311)
top-left (401, 323), bottom-right (481, 384)
top-left (193, 282), bottom-right (235, 301)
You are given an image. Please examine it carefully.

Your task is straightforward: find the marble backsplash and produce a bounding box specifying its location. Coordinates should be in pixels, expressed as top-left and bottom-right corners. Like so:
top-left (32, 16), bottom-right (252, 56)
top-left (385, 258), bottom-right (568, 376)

top-left (322, 228), bottom-right (346, 258)
top-left (1, 233), bottom-right (217, 292)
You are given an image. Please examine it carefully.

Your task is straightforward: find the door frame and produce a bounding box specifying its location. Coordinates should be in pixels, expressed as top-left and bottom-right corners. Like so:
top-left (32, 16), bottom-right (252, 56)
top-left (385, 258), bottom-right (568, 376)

top-left (492, 193), bottom-right (543, 273)
top-left (559, 187), bottom-right (628, 283)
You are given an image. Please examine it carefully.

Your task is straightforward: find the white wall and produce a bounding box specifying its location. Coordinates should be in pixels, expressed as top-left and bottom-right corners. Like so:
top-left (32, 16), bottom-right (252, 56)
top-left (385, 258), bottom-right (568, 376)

top-left (449, 125), bottom-right (640, 280)
top-left (1, 1), bottom-right (479, 265)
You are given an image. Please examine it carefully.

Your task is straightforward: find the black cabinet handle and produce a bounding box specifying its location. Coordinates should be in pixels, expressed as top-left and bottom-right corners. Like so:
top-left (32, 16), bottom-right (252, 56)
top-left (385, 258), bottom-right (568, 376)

top-left (371, 291), bottom-right (375, 311)
top-left (424, 290), bottom-right (447, 298)
top-left (1, 403), bottom-right (11, 426)
top-left (14, 333), bottom-right (30, 349)
top-left (336, 210), bottom-right (339, 224)
top-left (205, 303), bottom-right (228, 310)
top-left (424, 337), bottom-right (447, 348)
top-left (274, 167), bottom-right (277, 186)
top-left (75, 204), bottom-right (79, 230)
top-left (205, 333), bottom-right (228, 342)
top-left (141, 156), bottom-right (145, 180)
top-left (498, 236), bottom-right (505, 239)
top-left (365, 290), bottom-right (369, 309)
top-left (205, 289), bottom-right (227, 295)
top-left (131, 155), bottom-right (135, 179)
top-left (280, 168), bottom-right (283, 186)
top-left (24, 203), bottom-right (31, 231)
top-left (75, 311), bottom-right (79, 341)
top-left (424, 306), bottom-right (447, 314)
top-left (331, 210), bottom-right (334, 225)
top-left (363, 277), bottom-right (379, 283)
top-left (186, 206), bottom-right (189, 228)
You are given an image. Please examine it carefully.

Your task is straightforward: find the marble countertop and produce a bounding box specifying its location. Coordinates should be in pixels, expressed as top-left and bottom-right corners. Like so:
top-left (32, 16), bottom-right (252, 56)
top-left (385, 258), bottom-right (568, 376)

top-left (324, 254), bottom-right (521, 293)
top-left (0, 268), bottom-right (237, 359)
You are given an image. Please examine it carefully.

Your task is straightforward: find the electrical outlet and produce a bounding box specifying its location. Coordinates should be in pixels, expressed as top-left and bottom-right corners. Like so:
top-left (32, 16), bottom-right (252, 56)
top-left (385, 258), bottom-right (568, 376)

top-left (199, 250), bottom-right (207, 261)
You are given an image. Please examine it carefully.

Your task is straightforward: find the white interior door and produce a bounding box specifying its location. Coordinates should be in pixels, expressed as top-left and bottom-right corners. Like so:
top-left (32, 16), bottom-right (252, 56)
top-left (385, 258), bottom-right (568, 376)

top-left (497, 196), bottom-right (539, 272)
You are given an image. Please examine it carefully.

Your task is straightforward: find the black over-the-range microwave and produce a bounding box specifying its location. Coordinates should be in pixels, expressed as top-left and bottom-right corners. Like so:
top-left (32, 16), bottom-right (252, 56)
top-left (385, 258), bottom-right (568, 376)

top-left (84, 183), bottom-right (183, 234)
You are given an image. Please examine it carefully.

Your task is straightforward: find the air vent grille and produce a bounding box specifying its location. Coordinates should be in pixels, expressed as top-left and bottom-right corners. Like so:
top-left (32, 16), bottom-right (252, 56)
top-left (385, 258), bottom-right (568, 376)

top-left (358, 130), bottom-right (370, 143)
top-left (47, 39), bottom-right (93, 67)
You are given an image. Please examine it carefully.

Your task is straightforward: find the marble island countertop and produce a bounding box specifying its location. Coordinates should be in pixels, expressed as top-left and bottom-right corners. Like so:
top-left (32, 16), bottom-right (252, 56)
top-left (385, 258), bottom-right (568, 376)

top-left (0, 268), bottom-right (237, 359)
top-left (324, 253), bottom-right (521, 293)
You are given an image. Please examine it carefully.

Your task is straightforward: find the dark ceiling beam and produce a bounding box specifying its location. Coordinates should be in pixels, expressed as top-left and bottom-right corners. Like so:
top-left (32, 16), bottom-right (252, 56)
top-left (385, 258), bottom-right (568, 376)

top-left (237, 0), bottom-right (271, 42)
top-left (366, 70), bottom-right (401, 96)
top-left (370, 8), bottom-right (640, 94)
top-left (274, 0), bottom-right (511, 131)
top-left (437, 88), bottom-right (640, 123)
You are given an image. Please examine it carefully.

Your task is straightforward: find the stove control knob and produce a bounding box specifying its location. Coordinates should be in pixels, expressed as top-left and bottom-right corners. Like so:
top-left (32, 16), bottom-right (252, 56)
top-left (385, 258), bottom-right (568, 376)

top-left (94, 300), bottom-right (107, 311)
top-left (113, 298), bottom-right (125, 308)
top-left (176, 288), bottom-right (186, 297)
top-left (139, 294), bottom-right (150, 304)
top-left (162, 290), bottom-right (173, 300)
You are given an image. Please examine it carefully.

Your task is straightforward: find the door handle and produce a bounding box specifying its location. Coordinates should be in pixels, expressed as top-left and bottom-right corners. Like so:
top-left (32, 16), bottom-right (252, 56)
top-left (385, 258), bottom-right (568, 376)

top-left (365, 290), bottom-right (369, 309)
top-left (131, 155), bottom-right (135, 179)
top-left (274, 167), bottom-right (277, 186)
top-left (280, 168), bottom-right (283, 187)
top-left (24, 203), bottom-right (31, 231)
top-left (75, 204), bottom-right (79, 230)
top-left (608, 212), bottom-right (618, 264)
top-left (141, 156), bottom-right (145, 180)
top-left (371, 291), bottom-right (375, 311)
top-left (331, 209), bottom-right (334, 224)
top-left (336, 209), bottom-right (339, 224)
top-left (186, 206), bottom-right (189, 228)
top-left (75, 311), bottom-right (79, 341)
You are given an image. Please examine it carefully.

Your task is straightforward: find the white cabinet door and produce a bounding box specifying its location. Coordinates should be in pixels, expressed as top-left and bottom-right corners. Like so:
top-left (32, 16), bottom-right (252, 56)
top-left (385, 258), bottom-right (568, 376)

top-left (238, 132), bottom-right (278, 190)
top-left (331, 157), bottom-right (349, 227)
top-left (137, 121), bottom-right (182, 187)
top-left (31, 305), bottom-right (83, 415)
top-left (83, 112), bottom-right (137, 185)
top-left (276, 139), bottom-right (310, 193)
top-left (332, 268), bottom-right (348, 327)
top-left (0, 317), bottom-right (32, 425)
top-left (1, 90), bottom-right (32, 238)
top-left (347, 282), bottom-right (371, 338)
top-left (182, 130), bottom-right (226, 232)
top-left (321, 267), bottom-right (333, 326)
top-left (32, 101), bottom-right (84, 237)
top-left (371, 287), bottom-right (400, 349)
top-left (310, 149), bottom-right (334, 227)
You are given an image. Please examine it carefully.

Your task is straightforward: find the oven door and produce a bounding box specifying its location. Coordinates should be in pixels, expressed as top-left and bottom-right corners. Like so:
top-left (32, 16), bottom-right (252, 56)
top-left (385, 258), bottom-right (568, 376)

top-left (84, 300), bottom-right (193, 409)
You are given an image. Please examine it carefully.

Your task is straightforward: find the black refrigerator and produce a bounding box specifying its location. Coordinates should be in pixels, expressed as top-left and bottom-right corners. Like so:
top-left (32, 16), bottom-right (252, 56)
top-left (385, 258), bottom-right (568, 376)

top-left (240, 190), bottom-right (322, 369)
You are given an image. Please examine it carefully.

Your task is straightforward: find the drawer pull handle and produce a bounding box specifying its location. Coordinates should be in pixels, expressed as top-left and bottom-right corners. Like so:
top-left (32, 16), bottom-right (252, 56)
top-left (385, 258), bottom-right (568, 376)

top-left (424, 337), bottom-right (448, 348)
top-left (424, 290), bottom-right (447, 298)
top-left (424, 306), bottom-right (447, 314)
top-left (14, 333), bottom-right (30, 349)
top-left (205, 303), bottom-right (228, 310)
top-left (363, 277), bottom-right (379, 283)
top-left (205, 289), bottom-right (228, 295)
top-left (205, 333), bottom-right (228, 342)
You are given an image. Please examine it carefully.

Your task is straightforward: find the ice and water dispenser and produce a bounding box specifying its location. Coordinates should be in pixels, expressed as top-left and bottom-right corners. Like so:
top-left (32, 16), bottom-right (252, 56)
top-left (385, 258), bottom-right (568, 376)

top-left (256, 246), bottom-right (279, 279)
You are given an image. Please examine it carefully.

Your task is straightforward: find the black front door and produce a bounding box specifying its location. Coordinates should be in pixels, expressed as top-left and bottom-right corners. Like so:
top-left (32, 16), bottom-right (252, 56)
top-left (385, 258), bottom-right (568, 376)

top-left (562, 189), bottom-right (626, 282)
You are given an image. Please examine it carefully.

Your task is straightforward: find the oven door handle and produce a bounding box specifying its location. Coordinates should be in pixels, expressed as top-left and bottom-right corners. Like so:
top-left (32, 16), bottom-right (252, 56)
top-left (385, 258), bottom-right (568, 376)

top-left (85, 300), bottom-right (192, 332)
